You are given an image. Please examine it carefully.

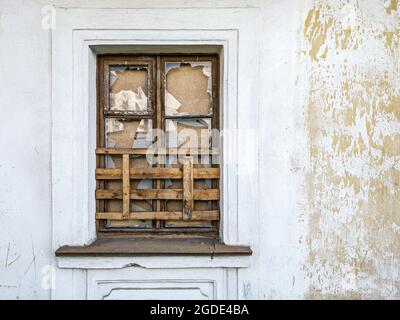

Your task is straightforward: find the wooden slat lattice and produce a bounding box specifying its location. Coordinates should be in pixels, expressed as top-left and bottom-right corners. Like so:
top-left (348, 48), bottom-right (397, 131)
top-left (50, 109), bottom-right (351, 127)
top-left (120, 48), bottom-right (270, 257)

top-left (96, 149), bottom-right (220, 222)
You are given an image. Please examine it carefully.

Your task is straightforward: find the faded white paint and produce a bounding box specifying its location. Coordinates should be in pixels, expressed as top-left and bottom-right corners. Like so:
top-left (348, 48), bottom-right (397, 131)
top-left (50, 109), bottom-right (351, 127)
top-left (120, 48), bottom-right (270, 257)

top-left (0, 0), bottom-right (398, 299)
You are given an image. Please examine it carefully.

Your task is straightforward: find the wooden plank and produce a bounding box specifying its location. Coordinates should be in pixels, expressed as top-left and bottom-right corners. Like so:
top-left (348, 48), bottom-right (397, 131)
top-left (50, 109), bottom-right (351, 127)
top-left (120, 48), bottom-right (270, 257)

top-left (96, 167), bottom-right (181, 180)
top-left (122, 154), bottom-right (130, 219)
top-left (96, 147), bottom-right (219, 155)
top-left (155, 55), bottom-right (163, 229)
top-left (194, 189), bottom-right (220, 200)
top-left (96, 210), bottom-right (219, 221)
top-left (97, 148), bottom-right (148, 155)
top-left (96, 189), bottom-right (220, 200)
top-left (55, 238), bottom-right (252, 257)
top-left (97, 189), bottom-right (181, 200)
top-left (182, 157), bottom-right (194, 221)
top-left (165, 114), bottom-right (213, 119)
top-left (194, 168), bottom-right (220, 179)
top-left (96, 167), bottom-right (220, 180)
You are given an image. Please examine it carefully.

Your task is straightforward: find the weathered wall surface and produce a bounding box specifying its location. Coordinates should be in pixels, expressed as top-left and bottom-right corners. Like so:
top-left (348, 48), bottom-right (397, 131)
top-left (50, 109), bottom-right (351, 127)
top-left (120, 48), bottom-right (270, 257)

top-left (302, 0), bottom-right (400, 299)
top-left (0, 0), bottom-right (398, 299)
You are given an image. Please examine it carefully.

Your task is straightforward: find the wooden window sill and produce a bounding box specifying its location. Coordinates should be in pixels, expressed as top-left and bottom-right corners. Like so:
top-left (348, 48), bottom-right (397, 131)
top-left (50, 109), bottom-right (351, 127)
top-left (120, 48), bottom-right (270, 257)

top-left (55, 238), bottom-right (252, 257)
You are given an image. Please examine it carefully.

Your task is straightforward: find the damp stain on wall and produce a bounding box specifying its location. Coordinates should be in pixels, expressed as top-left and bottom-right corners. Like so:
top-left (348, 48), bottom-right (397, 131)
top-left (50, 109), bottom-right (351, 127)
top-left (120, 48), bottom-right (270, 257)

top-left (302, 0), bottom-right (400, 299)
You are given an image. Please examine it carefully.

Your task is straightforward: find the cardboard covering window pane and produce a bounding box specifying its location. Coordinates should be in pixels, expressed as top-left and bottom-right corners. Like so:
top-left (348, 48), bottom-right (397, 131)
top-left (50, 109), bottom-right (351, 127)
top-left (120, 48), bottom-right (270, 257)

top-left (109, 66), bottom-right (149, 113)
top-left (165, 61), bottom-right (212, 116)
top-left (105, 118), bottom-right (153, 149)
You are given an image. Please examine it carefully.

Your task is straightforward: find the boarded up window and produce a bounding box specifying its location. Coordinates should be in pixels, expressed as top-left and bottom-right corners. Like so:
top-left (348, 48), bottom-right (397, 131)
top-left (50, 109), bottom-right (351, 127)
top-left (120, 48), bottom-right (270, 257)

top-left (96, 55), bottom-right (219, 238)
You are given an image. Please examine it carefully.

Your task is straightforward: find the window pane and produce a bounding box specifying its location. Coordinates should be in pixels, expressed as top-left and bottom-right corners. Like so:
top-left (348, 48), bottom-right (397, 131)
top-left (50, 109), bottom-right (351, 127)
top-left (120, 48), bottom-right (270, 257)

top-left (105, 118), bottom-right (153, 149)
top-left (166, 118), bottom-right (211, 149)
top-left (165, 61), bottom-right (212, 116)
top-left (104, 119), bottom-right (153, 229)
top-left (109, 65), bottom-right (149, 114)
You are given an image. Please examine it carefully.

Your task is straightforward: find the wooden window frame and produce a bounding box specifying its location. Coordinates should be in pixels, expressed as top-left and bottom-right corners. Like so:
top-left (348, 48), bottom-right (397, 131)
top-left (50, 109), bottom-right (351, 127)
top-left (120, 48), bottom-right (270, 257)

top-left (96, 54), bottom-right (220, 239)
top-left (102, 56), bottom-right (155, 117)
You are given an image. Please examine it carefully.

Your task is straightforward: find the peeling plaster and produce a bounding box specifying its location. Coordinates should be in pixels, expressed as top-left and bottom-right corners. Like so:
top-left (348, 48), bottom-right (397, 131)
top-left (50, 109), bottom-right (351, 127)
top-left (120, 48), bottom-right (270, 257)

top-left (385, 0), bottom-right (398, 15)
top-left (303, 0), bottom-right (400, 299)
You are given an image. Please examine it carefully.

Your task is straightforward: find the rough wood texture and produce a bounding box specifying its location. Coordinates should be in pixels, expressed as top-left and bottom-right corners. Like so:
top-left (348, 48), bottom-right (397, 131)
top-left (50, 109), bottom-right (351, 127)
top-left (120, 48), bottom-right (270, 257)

top-left (96, 147), bottom-right (219, 155)
top-left (182, 157), bottom-right (194, 220)
top-left (55, 238), bottom-right (252, 256)
top-left (122, 154), bottom-right (130, 219)
top-left (96, 167), bottom-right (220, 180)
top-left (96, 54), bottom-right (220, 236)
top-left (193, 168), bottom-right (220, 179)
top-left (96, 188), bottom-right (220, 200)
top-left (96, 210), bottom-right (219, 221)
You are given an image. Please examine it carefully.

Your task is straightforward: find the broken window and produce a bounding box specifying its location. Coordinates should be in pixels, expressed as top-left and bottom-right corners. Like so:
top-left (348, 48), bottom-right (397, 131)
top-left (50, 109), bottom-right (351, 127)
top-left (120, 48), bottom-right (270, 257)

top-left (165, 61), bottom-right (212, 116)
top-left (103, 58), bottom-right (154, 116)
top-left (96, 55), bottom-right (220, 238)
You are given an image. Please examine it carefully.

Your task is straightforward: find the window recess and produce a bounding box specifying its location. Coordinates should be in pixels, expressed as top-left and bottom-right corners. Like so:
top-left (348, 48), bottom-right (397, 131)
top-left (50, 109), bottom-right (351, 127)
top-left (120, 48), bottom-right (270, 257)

top-left (96, 55), bottom-right (220, 239)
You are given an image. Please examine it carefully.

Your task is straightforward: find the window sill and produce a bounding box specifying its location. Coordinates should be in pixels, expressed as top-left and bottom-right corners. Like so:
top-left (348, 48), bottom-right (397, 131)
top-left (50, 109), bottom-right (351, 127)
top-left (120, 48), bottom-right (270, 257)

top-left (55, 238), bottom-right (252, 257)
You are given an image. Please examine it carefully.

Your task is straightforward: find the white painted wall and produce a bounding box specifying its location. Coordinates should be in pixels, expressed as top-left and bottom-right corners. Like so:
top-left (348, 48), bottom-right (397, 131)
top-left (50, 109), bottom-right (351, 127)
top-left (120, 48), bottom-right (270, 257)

top-left (0, 0), bottom-right (398, 299)
top-left (0, 0), bottom-right (53, 299)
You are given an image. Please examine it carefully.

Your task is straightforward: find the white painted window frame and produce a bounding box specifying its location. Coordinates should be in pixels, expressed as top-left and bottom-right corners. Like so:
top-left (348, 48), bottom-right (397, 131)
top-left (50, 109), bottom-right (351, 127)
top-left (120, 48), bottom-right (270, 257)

top-left (52, 7), bottom-right (260, 261)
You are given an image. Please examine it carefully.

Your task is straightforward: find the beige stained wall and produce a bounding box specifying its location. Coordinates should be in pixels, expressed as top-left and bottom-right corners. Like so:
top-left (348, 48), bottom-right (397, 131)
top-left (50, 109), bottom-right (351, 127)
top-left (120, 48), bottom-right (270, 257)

top-left (302, 0), bottom-right (400, 298)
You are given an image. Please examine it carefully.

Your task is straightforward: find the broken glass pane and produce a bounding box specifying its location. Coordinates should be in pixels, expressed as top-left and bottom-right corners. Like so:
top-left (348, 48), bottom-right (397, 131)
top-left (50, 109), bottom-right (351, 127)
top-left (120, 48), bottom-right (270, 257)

top-left (165, 61), bottom-right (212, 116)
top-left (165, 118), bottom-right (211, 149)
top-left (109, 65), bottom-right (149, 114)
top-left (104, 119), bottom-right (154, 229)
top-left (105, 118), bottom-right (153, 149)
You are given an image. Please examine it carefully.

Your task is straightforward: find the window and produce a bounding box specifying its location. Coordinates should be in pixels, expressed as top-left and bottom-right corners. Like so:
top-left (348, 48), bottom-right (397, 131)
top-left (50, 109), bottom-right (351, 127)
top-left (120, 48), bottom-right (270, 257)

top-left (96, 55), bottom-right (220, 238)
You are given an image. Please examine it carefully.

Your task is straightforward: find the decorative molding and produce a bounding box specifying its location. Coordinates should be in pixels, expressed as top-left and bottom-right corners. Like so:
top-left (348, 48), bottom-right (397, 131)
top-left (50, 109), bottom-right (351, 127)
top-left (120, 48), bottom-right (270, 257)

top-left (57, 255), bottom-right (250, 269)
top-left (51, 6), bottom-right (260, 300)
top-left (86, 268), bottom-right (227, 299)
top-left (97, 280), bottom-right (215, 300)
top-left (53, 28), bottom-right (241, 248)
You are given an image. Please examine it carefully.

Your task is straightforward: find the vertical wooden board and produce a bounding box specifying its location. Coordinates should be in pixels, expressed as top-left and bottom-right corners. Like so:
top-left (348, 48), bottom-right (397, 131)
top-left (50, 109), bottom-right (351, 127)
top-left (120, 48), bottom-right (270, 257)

top-left (155, 55), bottom-right (163, 229)
top-left (182, 157), bottom-right (194, 220)
top-left (122, 154), bottom-right (130, 219)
